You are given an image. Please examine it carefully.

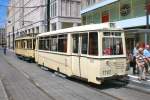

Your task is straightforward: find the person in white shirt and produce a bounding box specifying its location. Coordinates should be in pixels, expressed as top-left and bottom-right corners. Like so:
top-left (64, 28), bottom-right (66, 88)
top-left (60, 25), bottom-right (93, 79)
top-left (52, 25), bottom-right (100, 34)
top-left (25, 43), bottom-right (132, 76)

top-left (132, 43), bottom-right (140, 74)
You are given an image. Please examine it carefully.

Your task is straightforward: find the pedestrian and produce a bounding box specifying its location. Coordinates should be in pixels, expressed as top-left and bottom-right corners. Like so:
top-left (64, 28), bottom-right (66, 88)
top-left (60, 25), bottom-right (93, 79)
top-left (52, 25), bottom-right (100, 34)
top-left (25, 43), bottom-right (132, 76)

top-left (136, 48), bottom-right (146, 80)
top-left (3, 45), bottom-right (7, 55)
top-left (143, 44), bottom-right (150, 73)
top-left (132, 43), bottom-right (140, 74)
top-left (126, 49), bottom-right (133, 71)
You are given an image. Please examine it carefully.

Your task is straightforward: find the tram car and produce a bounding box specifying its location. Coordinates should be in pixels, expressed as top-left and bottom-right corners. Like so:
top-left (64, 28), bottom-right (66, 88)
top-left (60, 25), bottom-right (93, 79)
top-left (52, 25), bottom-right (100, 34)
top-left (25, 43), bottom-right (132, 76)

top-left (15, 36), bottom-right (36, 61)
top-left (35, 22), bottom-right (127, 84)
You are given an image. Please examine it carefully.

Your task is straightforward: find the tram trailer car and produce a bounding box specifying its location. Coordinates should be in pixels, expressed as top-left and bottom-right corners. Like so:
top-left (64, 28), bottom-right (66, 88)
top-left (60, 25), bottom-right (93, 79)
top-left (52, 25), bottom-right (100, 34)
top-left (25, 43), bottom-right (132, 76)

top-left (15, 36), bottom-right (36, 61)
top-left (35, 22), bottom-right (127, 84)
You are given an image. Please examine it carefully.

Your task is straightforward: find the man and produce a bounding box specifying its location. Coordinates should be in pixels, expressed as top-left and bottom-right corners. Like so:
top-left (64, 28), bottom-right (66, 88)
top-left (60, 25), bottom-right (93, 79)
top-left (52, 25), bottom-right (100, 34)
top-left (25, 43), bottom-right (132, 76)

top-left (143, 44), bottom-right (150, 58)
top-left (136, 48), bottom-right (146, 80)
top-left (143, 44), bottom-right (150, 73)
top-left (3, 45), bottom-right (7, 55)
top-left (132, 43), bottom-right (140, 74)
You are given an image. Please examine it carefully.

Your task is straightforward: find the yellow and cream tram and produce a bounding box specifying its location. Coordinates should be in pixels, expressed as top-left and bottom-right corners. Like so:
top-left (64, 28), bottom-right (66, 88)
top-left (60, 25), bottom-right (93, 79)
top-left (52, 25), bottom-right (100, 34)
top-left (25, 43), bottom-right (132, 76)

top-left (35, 22), bottom-right (127, 84)
top-left (15, 36), bottom-right (36, 61)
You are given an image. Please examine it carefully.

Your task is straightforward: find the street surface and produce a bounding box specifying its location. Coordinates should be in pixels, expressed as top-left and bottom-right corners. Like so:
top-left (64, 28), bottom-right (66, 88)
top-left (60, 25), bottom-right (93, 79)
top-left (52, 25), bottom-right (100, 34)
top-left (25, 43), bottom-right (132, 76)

top-left (0, 49), bottom-right (150, 100)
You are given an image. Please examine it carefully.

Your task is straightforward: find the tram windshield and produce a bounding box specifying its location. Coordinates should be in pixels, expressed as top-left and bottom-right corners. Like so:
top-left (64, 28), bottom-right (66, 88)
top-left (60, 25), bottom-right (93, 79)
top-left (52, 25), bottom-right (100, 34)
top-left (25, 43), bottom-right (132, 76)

top-left (102, 32), bottom-right (123, 56)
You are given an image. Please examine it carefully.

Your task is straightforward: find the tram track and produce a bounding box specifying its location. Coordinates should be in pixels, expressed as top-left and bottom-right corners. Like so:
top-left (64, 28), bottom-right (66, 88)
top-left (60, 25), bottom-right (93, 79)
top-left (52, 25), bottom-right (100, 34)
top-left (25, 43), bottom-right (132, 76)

top-left (67, 76), bottom-right (150, 100)
top-left (1, 54), bottom-right (57, 100)
top-left (2, 53), bottom-right (122, 100)
top-left (1, 51), bottom-right (150, 100)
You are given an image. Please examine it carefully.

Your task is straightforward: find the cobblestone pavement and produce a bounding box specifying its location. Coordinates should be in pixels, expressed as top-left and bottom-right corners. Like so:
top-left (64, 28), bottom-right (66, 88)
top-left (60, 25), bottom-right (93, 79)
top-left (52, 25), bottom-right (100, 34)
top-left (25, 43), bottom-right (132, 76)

top-left (0, 80), bottom-right (8, 100)
top-left (0, 50), bottom-right (116, 100)
top-left (1, 49), bottom-right (150, 100)
top-left (0, 53), bottom-right (56, 100)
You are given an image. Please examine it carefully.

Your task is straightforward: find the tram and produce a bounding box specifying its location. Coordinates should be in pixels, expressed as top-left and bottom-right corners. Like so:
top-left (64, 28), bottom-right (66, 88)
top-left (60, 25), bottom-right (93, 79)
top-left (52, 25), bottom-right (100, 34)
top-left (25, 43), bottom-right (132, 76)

top-left (15, 35), bottom-right (36, 61)
top-left (35, 22), bottom-right (127, 84)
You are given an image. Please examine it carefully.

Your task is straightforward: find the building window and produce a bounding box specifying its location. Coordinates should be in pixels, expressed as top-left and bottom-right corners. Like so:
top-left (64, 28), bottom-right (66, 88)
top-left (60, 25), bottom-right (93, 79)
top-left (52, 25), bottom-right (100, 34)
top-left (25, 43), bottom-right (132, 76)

top-left (32, 28), bottom-right (35, 33)
top-left (102, 10), bottom-right (109, 23)
top-left (36, 27), bottom-right (39, 33)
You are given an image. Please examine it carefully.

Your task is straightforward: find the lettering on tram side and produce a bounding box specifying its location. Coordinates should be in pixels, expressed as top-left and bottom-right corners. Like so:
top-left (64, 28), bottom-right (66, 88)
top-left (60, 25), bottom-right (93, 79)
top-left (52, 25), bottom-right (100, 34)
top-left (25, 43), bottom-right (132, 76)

top-left (103, 70), bottom-right (111, 75)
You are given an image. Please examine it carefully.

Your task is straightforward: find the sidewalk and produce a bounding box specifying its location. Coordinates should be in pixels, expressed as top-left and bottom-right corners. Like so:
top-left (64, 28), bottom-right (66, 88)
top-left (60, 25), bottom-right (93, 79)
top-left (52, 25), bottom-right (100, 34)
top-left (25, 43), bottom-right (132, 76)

top-left (127, 67), bottom-right (150, 92)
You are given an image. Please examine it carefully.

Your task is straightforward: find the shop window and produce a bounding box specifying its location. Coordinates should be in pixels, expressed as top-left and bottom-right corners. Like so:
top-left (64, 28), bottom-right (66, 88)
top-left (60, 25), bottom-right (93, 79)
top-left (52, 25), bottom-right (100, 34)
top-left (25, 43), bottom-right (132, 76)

top-left (72, 34), bottom-right (79, 53)
top-left (81, 33), bottom-right (88, 54)
top-left (58, 35), bottom-right (67, 53)
top-left (89, 32), bottom-right (98, 56)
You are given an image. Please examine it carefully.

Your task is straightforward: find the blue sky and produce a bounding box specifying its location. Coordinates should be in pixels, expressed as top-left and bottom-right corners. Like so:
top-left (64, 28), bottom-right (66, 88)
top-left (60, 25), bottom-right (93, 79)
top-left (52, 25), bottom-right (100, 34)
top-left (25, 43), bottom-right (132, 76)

top-left (0, 0), bottom-right (9, 27)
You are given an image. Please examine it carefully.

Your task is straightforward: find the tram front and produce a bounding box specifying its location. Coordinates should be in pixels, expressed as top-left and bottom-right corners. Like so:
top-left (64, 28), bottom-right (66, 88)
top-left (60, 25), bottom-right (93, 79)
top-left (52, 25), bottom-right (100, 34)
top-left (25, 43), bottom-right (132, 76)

top-left (98, 31), bottom-right (127, 81)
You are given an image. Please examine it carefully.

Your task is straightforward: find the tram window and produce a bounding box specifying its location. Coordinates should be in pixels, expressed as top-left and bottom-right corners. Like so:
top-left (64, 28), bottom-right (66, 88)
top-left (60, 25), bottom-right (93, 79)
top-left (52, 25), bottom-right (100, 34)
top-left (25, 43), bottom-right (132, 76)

top-left (46, 37), bottom-right (50, 50)
top-left (27, 40), bottom-right (32, 49)
top-left (39, 37), bottom-right (50, 50)
top-left (102, 37), bottom-right (123, 55)
top-left (81, 33), bottom-right (88, 54)
top-left (39, 38), bottom-right (44, 50)
top-left (15, 41), bottom-right (18, 48)
top-left (72, 34), bottom-right (79, 53)
top-left (89, 32), bottom-right (98, 56)
top-left (33, 40), bottom-right (36, 50)
top-left (103, 32), bottom-right (121, 36)
top-left (51, 36), bottom-right (58, 51)
top-left (58, 35), bottom-right (67, 53)
top-left (114, 32), bottom-right (121, 36)
top-left (103, 32), bottom-right (110, 36)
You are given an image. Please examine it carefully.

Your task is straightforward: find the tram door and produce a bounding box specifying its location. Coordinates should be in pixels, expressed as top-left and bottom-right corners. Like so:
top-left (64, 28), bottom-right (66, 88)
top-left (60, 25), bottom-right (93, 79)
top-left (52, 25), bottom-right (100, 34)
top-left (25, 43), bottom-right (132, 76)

top-left (72, 34), bottom-right (81, 77)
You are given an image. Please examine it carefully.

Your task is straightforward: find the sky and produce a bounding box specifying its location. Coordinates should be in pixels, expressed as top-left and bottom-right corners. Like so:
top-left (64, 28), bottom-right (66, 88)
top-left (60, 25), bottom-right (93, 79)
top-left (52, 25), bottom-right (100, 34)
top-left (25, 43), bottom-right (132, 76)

top-left (0, 0), bottom-right (9, 28)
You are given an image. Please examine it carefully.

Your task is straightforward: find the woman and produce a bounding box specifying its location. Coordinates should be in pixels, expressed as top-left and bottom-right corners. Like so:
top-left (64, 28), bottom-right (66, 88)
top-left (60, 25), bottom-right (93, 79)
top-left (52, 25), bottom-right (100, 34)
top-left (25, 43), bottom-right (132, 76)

top-left (136, 48), bottom-right (146, 80)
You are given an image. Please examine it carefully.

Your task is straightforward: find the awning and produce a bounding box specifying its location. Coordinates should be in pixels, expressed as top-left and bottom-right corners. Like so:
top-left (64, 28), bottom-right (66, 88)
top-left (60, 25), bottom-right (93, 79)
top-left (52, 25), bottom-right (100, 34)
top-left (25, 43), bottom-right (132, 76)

top-left (124, 29), bottom-right (150, 33)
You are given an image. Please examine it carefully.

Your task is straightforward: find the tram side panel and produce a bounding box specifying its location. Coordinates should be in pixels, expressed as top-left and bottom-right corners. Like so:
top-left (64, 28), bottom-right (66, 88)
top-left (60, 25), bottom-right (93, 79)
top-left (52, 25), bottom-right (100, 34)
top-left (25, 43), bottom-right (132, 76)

top-left (36, 51), bottom-right (73, 76)
top-left (72, 56), bottom-right (101, 84)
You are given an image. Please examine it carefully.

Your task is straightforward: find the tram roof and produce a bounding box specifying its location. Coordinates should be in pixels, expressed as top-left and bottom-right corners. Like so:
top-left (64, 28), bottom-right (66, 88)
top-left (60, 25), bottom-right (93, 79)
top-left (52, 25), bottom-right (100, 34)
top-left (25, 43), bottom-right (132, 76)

top-left (15, 36), bottom-right (35, 40)
top-left (38, 22), bottom-right (123, 37)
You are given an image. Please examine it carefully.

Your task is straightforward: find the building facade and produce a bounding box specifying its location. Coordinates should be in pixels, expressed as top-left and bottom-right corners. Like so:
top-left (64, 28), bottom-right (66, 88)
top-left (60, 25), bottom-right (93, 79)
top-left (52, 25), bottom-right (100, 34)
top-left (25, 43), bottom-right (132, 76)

top-left (81, 0), bottom-right (150, 51)
top-left (49, 0), bottom-right (81, 31)
top-left (0, 28), bottom-right (6, 46)
top-left (6, 0), bottom-right (81, 49)
top-left (7, 0), bottom-right (47, 49)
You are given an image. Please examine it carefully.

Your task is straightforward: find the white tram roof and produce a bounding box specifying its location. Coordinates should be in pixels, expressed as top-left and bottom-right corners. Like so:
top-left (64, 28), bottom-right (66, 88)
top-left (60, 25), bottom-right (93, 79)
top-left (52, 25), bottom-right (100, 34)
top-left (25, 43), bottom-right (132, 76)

top-left (15, 36), bottom-right (35, 40)
top-left (38, 22), bottom-right (123, 37)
